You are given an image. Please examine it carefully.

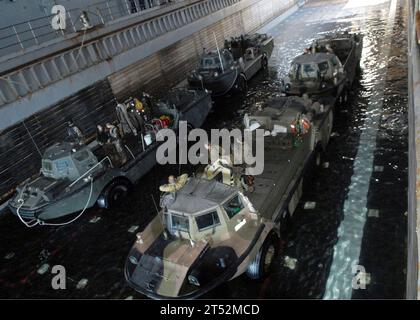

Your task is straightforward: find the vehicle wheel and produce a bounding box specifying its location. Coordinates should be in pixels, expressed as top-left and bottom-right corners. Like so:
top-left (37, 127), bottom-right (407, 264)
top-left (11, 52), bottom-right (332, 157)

top-left (262, 55), bottom-right (268, 70)
top-left (98, 179), bottom-right (131, 209)
top-left (246, 233), bottom-right (279, 280)
top-left (315, 150), bottom-right (322, 167)
top-left (343, 89), bottom-right (348, 103)
top-left (339, 89), bottom-right (348, 106)
top-left (314, 144), bottom-right (324, 167)
top-left (235, 74), bottom-right (248, 94)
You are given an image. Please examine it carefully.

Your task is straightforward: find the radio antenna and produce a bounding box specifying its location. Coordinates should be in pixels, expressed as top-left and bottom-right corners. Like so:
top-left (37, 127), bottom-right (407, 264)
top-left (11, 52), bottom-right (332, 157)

top-left (213, 32), bottom-right (225, 73)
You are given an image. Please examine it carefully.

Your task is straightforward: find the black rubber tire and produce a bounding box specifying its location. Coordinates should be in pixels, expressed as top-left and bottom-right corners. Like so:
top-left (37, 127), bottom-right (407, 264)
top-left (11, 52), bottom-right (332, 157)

top-left (343, 88), bottom-right (348, 103)
top-left (99, 179), bottom-right (131, 209)
top-left (314, 144), bottom-right (324, 167)
top-left (338, 88), bottom-right (348, 106)
top-left (235, 74), bottom-right (248, 94)
top-left (262, 55), bottom-right (268, 70)
top-left (246, 233), bottom-right (279, 280)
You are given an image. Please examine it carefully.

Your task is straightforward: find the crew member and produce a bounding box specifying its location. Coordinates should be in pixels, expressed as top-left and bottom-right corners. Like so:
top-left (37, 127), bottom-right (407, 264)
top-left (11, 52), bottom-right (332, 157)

top-left (106, 123), bottom-right (127, 164)
top-left (326, 44), bottom-right (334, 54)
top-left (159, 174), bottom-right (188, 192)
top-left (66, 121), bottom-right (85, 145)
top-left (96, 124), bottom-right (108, 145)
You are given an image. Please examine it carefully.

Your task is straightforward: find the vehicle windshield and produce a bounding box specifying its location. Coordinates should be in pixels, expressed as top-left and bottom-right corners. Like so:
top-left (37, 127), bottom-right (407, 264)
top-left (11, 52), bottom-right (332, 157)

top-left (169, 213), bottom-right (190, 233)
top-left (300, 63), bottom-right (318, 79)
top-left (195, 210), bottom-right (220, 231)
top-left (290, 61), bottom-right (330, 80)
top-left (200, 57), bottom-right (220, 69)
top-left (42, 160), bottom-right (53, 172)
top-left (223, 195), bottom-right (244, 219)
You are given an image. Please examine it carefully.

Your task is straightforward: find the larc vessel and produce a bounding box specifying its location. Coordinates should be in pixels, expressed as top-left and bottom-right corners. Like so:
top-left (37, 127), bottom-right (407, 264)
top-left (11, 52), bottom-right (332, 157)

top-left (124, 95), bottom-right (334, 298)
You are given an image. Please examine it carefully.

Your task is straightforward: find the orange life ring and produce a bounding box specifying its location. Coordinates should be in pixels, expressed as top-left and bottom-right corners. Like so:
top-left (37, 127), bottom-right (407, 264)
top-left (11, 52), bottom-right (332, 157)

top-left (301, 118), bottom-right (311, 131)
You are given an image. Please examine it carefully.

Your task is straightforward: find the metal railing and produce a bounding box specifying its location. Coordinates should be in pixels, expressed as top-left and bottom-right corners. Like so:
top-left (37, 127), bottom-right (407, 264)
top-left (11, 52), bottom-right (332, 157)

top-left (0, 0), bottom-right (172, 57)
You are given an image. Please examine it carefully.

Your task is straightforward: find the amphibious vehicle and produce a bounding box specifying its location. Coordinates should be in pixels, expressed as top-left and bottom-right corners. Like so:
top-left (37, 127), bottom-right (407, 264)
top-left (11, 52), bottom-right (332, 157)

top-left (281, 32), bottom-right (363, 101)
top-left (188, 33), bottom-right (274, 96)
top-left (8, 89), bottom-right (212, 224)
top-left (124, 95), bottom-right (334, 299)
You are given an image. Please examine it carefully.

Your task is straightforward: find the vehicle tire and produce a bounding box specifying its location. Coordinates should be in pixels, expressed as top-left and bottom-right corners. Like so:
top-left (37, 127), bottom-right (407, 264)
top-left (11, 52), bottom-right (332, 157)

top-left (339, 88), bottom-right (348, 106)
top-left (314, 144), bottom-right (324, 167)
top-left (98, 179), bottom-right (131, 209)
top-left (234, 74), bottom-right (248, 94)
top-left (262, 55), bottom-right (268, 70)
top-left (246, 233), bottom-right (279, 280)
top-left (343, 88), bottom-right (348, 103)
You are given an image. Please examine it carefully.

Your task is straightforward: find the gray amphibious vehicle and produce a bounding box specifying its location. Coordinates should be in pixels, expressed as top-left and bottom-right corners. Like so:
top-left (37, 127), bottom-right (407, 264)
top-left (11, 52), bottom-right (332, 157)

top-left (281, 32), bottom-right (363, 101)
top-left (8, 89), bottom-right (212, 225)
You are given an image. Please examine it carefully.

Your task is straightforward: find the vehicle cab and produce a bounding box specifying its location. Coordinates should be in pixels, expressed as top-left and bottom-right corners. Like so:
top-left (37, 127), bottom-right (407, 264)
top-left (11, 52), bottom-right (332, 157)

top-left (193, 49), bottom-right (235, 78)
top-left (41, 142), bottom-right (102, 181)
top-left (162, 178), bottom-right (257, 243)
top-left (282, 52), bottom-right (345, 95)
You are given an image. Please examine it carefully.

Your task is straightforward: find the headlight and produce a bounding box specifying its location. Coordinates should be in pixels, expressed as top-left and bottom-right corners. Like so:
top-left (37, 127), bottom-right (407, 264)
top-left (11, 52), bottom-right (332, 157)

top-left (213, 72), bottom-right (219, 77)
top-left (285, 83), bottom-right (291, 91)
top-left (188, 275), bottom-right (200, 286)
top-left (321, 82), bottom-right (327, 88)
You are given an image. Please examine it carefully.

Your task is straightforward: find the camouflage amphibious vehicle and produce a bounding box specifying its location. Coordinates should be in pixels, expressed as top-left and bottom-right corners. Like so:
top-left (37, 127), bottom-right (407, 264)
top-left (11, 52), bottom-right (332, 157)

top-left (8, 89), bottom-right (212, 224)
top-left (281, 32), bottom-right (363, 101)
top-left (124, 95), bottom-right (334, 299)
top-left (188, 33), bottom-right (274, 96)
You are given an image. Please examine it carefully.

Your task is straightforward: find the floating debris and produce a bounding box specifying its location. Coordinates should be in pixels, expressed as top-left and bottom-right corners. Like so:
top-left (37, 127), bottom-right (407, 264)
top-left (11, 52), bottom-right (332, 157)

top-left (37, 263), bottom-right (50, 275)
top-left (4, 252), bottom-right (15, 260)
top-left (359, 272), bottom-right (371, 286)
top-left (368, 209), bottom-right (379, 218)
top-left (374, 165), bottom-right (384, 172)
top-left (331, 132), bottom-right (340, 137)
top-left (284, 256), bottom-right (297, 270)
top-left (322, 162), bottom-right (330, 168)
top-left (89, 216), bottom-right (101, 224)
top-left (39, 249), bottom-right (50, 261)
top-left (76, 278), bottom-right (88, 289)
top-left (125, 296), bottom-right (134, 300)
top-left (342, 156), bottom-right (354, 161)
top-left (128, 225), bottom-right (139, 233)
top-left (304, 201), bottom-right (316, 210)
